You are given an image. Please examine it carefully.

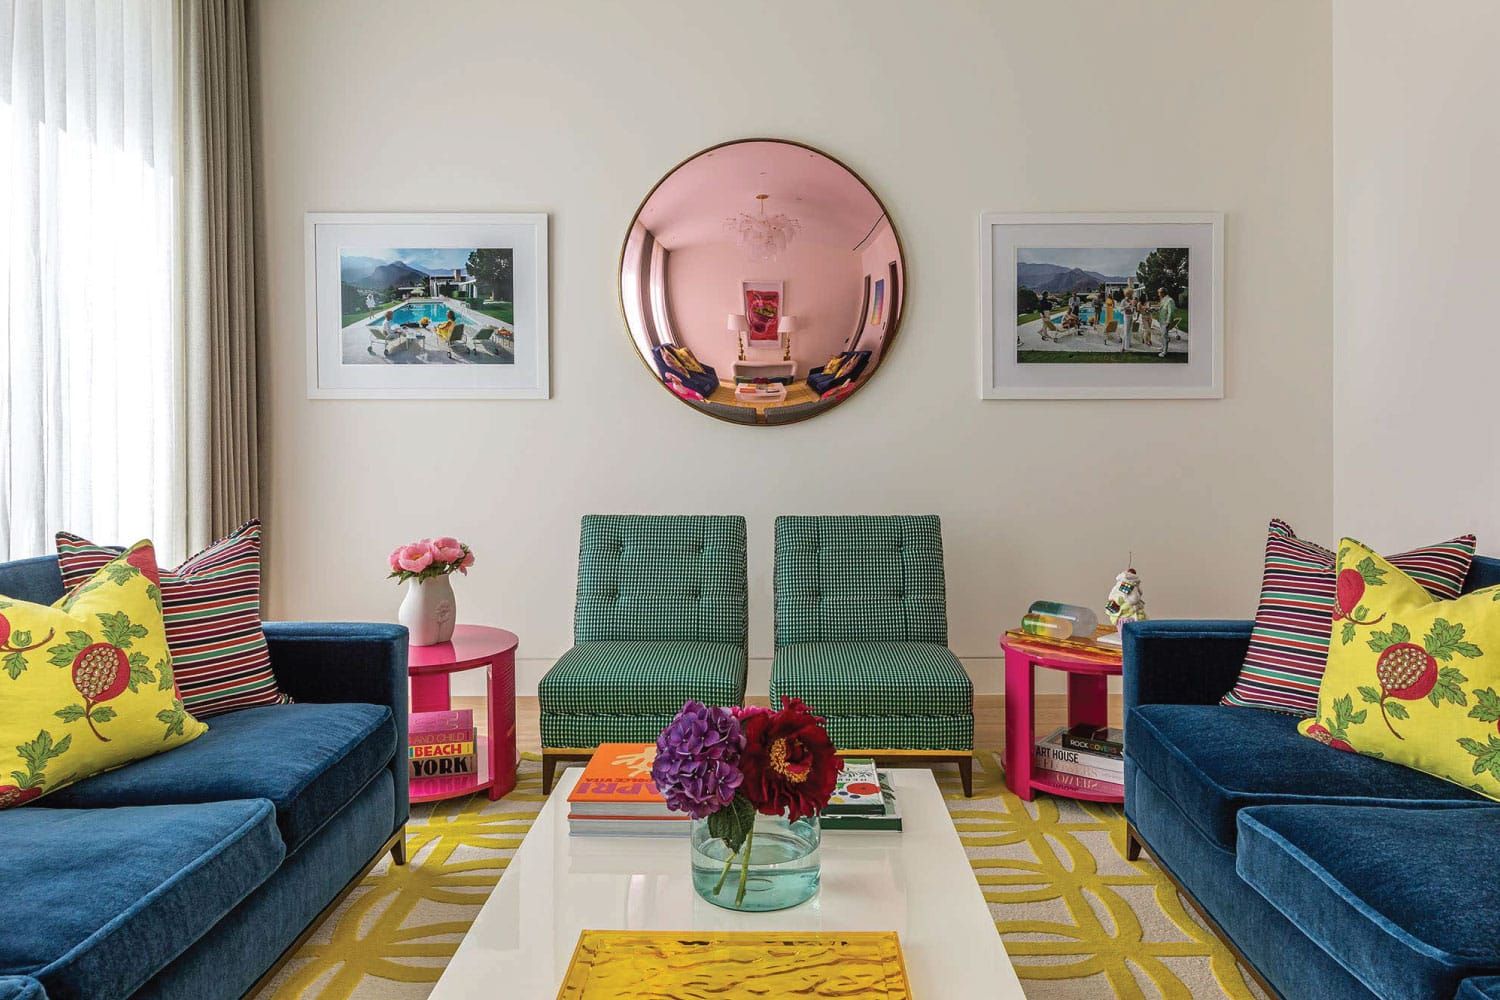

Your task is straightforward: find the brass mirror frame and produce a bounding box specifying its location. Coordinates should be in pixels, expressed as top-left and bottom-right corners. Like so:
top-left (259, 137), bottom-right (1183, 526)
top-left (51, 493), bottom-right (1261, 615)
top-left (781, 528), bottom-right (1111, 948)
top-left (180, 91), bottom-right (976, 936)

top-left (617, 137), bottom-right (908, 427)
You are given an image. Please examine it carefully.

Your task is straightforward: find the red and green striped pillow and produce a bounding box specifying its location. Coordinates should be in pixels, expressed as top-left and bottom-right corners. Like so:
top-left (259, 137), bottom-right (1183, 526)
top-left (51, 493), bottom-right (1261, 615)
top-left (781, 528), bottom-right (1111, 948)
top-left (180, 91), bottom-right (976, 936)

top-left (1221, 519), bottom-right (1476, 716)
top-left (56, 520), bottom-right (288, 718)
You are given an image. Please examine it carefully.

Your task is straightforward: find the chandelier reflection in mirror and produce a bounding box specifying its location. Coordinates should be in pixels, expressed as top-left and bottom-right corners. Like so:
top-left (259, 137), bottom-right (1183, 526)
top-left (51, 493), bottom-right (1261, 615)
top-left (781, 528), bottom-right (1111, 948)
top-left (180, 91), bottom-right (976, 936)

top-left (621, 139), bottom-right (906, 426)
top-left (724, 193), bottom-right (802, 262)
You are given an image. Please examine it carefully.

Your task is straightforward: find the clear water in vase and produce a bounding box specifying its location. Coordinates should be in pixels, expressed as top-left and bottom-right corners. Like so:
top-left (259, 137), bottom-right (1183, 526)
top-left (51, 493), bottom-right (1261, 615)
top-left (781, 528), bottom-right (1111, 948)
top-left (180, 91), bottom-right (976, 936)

top-left (690, 812), bottom-right (820, 912)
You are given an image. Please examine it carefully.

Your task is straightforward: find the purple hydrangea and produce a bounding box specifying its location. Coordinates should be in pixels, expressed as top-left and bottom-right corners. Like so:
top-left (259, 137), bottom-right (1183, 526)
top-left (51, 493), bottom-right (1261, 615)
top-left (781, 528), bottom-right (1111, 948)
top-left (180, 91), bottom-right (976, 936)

top-left (652, 700), bottom-right (746, 819)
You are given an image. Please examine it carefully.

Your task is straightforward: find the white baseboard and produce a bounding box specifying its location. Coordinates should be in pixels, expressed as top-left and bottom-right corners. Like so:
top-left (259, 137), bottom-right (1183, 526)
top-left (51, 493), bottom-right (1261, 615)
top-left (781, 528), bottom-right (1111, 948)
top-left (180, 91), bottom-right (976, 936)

top-left (440, 655), bottom-right (1119, 700)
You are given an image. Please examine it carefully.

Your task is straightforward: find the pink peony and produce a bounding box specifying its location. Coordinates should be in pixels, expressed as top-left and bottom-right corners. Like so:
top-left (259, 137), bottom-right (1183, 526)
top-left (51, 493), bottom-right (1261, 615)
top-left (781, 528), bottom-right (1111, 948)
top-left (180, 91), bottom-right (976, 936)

top-left (457, 549), bottom-right (475, 574)
top-left (431, 536), bottom-right (465, 563)
top-left (396, 543), bottom-right (433, 573)
top-left (388, 547), bottom-right (404, 572)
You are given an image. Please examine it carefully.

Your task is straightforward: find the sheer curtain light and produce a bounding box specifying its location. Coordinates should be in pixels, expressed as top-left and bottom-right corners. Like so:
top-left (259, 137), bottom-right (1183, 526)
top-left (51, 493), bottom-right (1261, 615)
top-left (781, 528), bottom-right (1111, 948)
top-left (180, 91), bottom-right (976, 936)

top-left (1, 0), bottom-right (184, 561)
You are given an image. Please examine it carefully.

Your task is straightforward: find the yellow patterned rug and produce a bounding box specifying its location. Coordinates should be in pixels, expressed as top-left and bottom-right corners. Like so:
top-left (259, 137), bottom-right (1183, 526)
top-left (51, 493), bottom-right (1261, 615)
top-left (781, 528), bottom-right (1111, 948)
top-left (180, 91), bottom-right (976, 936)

top-left (253, 751), bottom-right (1262, 999)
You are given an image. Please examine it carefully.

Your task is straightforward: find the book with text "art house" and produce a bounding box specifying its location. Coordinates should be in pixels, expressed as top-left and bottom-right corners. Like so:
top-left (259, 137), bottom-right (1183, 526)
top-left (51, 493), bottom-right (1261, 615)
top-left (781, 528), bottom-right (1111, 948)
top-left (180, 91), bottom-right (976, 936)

top-left (1034, 727), bottom-right (1124, 782)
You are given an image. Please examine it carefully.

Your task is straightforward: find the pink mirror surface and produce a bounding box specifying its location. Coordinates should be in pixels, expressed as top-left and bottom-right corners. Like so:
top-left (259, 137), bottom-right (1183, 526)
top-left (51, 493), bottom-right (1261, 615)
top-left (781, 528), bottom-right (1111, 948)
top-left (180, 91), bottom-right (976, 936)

top-left (620, 139), bottom-right (905, 425)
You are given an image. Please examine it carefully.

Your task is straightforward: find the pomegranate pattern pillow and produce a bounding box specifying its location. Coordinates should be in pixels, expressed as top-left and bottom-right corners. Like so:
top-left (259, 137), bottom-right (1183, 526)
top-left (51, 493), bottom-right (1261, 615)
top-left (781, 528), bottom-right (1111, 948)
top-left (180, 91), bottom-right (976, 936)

top-left (1300, 538), bottom-right (1500, 802)
top-left (0, 541), bottom-right (207, 809)
top-left (1221, 519), bottom-right (1476, 715)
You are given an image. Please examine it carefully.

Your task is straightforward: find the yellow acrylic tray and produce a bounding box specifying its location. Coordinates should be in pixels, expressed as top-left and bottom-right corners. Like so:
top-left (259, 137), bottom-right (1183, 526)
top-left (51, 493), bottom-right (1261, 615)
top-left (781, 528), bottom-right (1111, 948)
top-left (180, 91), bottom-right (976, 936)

top-left (556, 929), bottom-right (912, 999)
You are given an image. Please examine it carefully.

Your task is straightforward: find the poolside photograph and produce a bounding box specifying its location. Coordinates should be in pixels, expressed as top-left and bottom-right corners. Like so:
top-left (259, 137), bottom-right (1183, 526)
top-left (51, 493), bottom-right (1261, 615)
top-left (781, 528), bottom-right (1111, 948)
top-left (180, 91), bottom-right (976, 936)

top-left (339, 247), bottom-right (516, 366)
top-left (1015, 247), bottom-right (1188, 364)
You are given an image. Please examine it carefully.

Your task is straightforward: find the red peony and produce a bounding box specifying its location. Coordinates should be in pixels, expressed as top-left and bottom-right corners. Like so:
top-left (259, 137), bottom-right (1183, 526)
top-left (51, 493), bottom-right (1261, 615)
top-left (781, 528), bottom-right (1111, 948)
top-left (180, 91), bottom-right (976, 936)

top-left (738, 697), bottom-right (842, 822)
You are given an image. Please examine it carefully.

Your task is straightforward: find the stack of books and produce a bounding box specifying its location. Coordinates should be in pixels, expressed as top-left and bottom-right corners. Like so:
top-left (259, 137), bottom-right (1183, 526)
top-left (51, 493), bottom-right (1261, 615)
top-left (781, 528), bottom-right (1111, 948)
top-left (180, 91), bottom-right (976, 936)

top-left (408, 709), bottom-right (477, 781)
top-left (1033, 725), bottom-right (1124, 792)
top-left (567, 743), bottom-right (688, 837)
top-left (821, 758), bottom-right (903, 831)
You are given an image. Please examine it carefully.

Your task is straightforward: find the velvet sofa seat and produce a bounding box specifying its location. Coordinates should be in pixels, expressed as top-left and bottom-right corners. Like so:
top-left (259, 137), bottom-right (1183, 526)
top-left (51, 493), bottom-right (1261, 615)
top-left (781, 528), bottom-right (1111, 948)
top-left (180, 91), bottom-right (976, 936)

top-left (44, 703), bottom-right (396, 855)
top-left (0, 800), bottom-right (284, 1000)
top-left (1127, 703), bottom-right (1487, 851)
top-left (1237, 805), bottom-right (1500, 1000)
top-left (0, 979), bottom-right (44, 1000)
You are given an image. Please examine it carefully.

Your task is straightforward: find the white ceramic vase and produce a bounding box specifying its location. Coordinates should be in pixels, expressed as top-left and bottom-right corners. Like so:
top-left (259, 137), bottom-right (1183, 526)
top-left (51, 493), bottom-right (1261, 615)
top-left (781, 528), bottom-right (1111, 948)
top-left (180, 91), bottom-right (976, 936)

top-left (399, 575), bottom-right (456, 646)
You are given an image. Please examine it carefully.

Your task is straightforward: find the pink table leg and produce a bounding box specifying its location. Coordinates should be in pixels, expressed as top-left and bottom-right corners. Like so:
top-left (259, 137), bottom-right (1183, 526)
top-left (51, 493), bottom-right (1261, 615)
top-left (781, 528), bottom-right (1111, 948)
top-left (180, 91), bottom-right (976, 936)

top-left (1067, 672), bottom-right (1108, 730)
top-left (1003, 647), bottom-right (1036, 800)
top-left (488, 649), bottom-right (518, 800)
top-left (410, 672), bottom-right (451, 714)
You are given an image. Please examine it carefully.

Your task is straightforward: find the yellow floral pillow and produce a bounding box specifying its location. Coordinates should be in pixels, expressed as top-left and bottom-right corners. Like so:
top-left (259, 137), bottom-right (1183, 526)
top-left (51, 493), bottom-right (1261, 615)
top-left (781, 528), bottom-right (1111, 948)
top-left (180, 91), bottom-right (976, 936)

top-left (1300, 537), bottom-right (1500, 800)
top-left (0, 541), bottom-right (207, 808)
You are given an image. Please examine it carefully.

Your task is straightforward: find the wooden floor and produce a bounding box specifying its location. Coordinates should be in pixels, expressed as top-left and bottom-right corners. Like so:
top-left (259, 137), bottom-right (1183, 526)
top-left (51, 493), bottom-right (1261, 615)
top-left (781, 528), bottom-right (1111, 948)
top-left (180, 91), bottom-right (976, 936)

top-left (458, 694), bottom-right (1124, 752)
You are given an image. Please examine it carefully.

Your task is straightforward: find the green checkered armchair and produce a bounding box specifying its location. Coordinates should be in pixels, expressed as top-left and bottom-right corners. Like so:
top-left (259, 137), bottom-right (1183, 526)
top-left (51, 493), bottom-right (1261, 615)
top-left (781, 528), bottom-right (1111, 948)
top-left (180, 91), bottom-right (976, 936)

top-left (770, 515), bottom-right (975, 794)
top-left (538, 514), bottom-right (748, 790)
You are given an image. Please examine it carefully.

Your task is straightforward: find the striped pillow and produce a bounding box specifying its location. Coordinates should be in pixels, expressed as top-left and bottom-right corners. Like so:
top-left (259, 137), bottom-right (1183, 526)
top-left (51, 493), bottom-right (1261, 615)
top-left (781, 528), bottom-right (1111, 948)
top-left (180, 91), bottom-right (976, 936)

top-left (55, 520), bottom-right (288, 718)
top-left (1221, 519), bottom-right (1475, 715)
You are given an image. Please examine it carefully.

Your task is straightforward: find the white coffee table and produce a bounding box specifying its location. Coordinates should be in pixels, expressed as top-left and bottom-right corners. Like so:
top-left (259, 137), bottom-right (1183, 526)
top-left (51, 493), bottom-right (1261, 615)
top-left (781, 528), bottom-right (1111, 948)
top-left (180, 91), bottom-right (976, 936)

top-left (431, 768), bottom-right (1024, 999)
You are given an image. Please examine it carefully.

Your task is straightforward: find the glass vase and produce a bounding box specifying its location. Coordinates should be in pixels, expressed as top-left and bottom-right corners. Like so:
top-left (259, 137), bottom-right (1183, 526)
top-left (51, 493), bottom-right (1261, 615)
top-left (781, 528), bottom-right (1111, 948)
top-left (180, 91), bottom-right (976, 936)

top-left (690, 811), bottom-right (820, 911)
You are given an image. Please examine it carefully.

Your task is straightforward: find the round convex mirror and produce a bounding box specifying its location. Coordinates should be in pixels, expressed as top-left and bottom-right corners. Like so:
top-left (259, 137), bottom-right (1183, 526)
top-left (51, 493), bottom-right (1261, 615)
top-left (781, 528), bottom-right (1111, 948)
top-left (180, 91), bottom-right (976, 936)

top-left (620, 139), bottom-right (905, 425)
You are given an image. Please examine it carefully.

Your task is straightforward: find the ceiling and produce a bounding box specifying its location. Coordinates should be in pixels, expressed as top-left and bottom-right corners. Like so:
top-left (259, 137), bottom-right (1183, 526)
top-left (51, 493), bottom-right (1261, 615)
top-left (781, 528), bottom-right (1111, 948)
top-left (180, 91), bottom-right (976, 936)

top-left (637, 140), bottom-right (885, 251)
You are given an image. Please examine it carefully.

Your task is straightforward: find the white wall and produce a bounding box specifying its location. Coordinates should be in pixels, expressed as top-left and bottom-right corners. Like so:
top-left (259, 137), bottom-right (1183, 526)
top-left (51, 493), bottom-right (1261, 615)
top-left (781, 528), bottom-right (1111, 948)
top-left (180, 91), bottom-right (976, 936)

top-left (253, 0), bottom-right (1334, 697)
top-left (1332, 0), bottom-right (1500, 553)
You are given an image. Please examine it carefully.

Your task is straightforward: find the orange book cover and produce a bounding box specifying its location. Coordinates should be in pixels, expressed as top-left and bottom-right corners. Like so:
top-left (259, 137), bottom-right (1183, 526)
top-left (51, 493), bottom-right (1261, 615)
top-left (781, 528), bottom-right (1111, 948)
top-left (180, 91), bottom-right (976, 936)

top-left (567, 744), bottom-right (664, 805)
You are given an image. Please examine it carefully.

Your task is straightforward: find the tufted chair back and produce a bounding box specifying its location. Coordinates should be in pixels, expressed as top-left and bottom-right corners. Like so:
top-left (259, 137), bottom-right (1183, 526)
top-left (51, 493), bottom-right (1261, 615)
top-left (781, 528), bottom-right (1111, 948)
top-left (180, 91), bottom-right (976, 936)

top-left (573, 515), bottom-right (747, 644)
top-left (774, 515), bottom-right (947, 646)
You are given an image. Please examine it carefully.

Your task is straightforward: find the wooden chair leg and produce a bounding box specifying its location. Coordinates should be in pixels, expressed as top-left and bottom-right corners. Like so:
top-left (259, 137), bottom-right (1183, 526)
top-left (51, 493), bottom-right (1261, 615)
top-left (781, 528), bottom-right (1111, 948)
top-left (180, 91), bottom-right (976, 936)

top-left (1126, 825), bottom-right (1143, 862)
top-left (390, 826), bottom-right (408, 866)
top-left (958, 757), bottom-right (973, 797)
top-left (542, 755), bottom-right (557, 795)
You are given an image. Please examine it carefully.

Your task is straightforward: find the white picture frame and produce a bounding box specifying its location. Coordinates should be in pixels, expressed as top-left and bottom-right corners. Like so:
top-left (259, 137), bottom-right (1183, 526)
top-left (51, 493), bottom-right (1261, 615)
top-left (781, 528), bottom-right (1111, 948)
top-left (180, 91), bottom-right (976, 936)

top-left (305, 212), bottom-right (549, 399)
top-left (979, 212), bottom-right (1223, 399)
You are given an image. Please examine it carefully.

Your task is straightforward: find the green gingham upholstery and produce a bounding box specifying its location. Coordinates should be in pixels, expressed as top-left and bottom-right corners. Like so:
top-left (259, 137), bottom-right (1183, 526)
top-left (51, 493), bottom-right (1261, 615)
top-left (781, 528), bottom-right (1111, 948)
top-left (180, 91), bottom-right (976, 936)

top-left (774, 515), bottom-right (947, 645)
top-left (770, 515), bottom-right (971, 752)
top-left (770, 642), bottom-right (971, 717)
top-left (541, 515), bottom-right (748, 749)
top-left (539, 641), bottom-right (745, 714)
top-left (574, 515), bottom-right (747, 644)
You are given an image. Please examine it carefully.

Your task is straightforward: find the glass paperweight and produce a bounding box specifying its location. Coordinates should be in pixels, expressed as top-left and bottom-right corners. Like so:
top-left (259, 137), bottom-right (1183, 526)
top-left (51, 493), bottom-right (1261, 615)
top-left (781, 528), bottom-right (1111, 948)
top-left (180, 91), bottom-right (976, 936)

top-left (1025, 600), bottom-right (1098, 639)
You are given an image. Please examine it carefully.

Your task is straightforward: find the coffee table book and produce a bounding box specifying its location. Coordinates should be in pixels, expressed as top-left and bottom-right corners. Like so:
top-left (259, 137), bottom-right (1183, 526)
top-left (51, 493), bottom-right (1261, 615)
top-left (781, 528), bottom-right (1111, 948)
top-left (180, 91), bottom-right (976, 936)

top-left (566, 743), bottom-right (687, 836)
top-left (555, 930), bottom-right (912, 999)
top-left (821, 771), bottom-right (902, 831)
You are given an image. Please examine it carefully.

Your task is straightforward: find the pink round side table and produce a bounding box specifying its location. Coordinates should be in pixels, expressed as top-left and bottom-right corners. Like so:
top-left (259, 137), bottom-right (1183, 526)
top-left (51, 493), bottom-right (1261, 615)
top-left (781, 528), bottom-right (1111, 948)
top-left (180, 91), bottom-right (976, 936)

top-left (407, 625), bottom-right (519, 803)
top-left (1000, 632), bottom-right (1124, 804)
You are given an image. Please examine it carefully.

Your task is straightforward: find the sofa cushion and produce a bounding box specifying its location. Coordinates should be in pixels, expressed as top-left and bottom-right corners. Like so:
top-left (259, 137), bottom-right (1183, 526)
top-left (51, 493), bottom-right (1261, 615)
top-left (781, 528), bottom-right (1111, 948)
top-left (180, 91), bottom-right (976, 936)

top-left (539, 641), bottom-right (746, 717)
top-left (771, 641), bottom-right (972, 718)
top-left (1237, 805), bottom-right (1500, 1000)
top-left (1126, 704), bottom-right (1487, 850)
top-left (43, 703), bottom-right (394, 854)
top-left (0, 800), bottom-right (283, 1000)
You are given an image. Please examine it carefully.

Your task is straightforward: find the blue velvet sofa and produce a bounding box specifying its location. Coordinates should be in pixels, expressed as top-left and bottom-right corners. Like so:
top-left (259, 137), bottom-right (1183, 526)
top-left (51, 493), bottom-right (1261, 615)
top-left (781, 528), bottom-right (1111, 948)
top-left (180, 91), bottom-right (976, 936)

top-left (806, 349), bottom-right (871, 396)
top-left (1123, 555), bottom-right (1500, 1000)
top-left (651, 344), bottom-right (719, 398)
top-left (0, 555), bottom-right (409, 1000)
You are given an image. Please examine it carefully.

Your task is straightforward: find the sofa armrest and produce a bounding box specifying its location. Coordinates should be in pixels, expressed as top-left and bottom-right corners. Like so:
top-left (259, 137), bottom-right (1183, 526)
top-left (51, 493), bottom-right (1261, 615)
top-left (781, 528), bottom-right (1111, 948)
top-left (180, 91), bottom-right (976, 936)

top-left (1459, 978), bottom-right (1500, 1000)
top-left (264, 622), bottom-right (409, 829)
top-left (1122, 619), bottom-right (1252, 717)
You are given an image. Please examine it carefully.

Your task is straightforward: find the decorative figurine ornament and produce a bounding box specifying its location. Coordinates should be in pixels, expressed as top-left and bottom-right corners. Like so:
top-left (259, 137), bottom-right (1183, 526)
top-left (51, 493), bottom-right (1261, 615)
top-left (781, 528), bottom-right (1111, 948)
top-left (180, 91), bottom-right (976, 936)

top-left (1105, 563), bottom-right (1148, 631)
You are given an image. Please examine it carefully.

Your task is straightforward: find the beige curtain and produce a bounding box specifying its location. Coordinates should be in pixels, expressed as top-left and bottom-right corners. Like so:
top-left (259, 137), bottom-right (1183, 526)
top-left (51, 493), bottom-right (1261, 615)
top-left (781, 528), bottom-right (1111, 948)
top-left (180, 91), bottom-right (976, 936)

top-left (179, 0), bottom-right (257, 551)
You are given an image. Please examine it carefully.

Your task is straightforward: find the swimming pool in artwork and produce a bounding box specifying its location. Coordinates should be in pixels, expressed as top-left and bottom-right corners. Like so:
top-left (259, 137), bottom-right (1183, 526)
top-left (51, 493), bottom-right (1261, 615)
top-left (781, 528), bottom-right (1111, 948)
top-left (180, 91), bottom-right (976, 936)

top-left (371, 302), bottom-right (490, 328)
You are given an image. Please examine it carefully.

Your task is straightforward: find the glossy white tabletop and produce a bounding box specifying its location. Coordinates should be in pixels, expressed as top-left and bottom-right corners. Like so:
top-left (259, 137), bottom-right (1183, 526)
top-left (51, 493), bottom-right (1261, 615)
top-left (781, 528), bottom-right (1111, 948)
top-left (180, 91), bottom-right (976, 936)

top-left (430, 768), bottom-right (1025, 999)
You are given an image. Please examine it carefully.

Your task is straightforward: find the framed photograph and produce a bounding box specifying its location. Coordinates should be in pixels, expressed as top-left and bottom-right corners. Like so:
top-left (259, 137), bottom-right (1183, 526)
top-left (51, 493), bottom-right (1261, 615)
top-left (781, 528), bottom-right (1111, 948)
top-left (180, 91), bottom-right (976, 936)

top-left (870, 277), bottom-right (885, 326)
top-left (305, 212), bottom-right (548, 399)
top-left (742, 280), bottom-right (783, 343)
top-left (979, 212), bottom-right (1223, 399)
